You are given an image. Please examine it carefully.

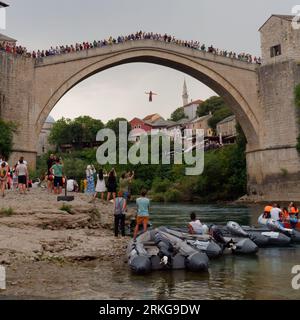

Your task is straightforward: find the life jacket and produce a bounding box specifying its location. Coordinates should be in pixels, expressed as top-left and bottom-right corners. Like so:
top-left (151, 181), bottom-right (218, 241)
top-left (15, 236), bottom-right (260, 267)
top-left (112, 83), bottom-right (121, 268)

top-left (282, 209), bottom-right (289, 220)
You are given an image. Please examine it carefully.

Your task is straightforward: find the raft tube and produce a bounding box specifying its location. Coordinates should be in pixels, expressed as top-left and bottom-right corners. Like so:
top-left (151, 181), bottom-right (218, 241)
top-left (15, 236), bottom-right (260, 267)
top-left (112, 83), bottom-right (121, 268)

top-left (227, 221), bottom-right (291, 247)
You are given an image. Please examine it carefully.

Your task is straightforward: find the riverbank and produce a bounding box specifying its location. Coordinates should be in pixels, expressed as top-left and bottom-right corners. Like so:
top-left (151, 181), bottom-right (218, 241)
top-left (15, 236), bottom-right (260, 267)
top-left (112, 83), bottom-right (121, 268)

top-left (0, 189), bottom-right (132, 298)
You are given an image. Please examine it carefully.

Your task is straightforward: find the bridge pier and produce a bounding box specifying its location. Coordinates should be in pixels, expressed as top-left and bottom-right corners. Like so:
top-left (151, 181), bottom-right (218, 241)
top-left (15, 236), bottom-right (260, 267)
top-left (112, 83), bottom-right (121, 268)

top-left (246, 147), bottom-right (300, 202)
top-left (10, 150), bottom-right (37, 170)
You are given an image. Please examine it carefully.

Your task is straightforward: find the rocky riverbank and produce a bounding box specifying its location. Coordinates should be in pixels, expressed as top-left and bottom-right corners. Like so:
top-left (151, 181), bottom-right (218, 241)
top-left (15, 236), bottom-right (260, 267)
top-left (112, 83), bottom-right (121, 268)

top-left (0, 189), bottom-right (133, 298)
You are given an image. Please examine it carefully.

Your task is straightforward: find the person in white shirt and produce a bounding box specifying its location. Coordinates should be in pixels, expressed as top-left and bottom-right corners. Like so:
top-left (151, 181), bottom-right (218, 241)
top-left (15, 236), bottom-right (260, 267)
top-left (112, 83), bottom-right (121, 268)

top-left (67, 179), bottom-right (78, 192)
top-left (188, 212), bottom-right (205, 234)
top-left (270, 203), bottom-right (282, 221)
top-left (16, 159), bottom-right (28, 194)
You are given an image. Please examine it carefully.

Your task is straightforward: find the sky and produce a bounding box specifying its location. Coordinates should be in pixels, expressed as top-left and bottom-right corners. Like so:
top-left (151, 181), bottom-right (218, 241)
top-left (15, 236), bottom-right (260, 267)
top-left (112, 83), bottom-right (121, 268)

top-left (3, 0), bottom-right (299, 123)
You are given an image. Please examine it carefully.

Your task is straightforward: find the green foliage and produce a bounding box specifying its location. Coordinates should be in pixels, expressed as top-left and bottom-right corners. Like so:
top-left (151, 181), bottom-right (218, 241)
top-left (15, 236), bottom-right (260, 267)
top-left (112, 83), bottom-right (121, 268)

top-left (49, 116), bottom-right (104, 149)
top-left (0, 119), bottom-right (17, 159)
top-left (130, 179), bottom-right (146, 196)
top-left (151, 193), bottom-right (165, 202)
top-left (174, 176), bottom-right (198, 201)
top-left (38, 112), bottom-right (247, 203)
top-left (0, 207), bottom-right (14, 217)
top-left (63, 158), bottom-right (88, 181)
top-left (197, 96), bottom-right (233, 129)
top-left (151, 178), bottom-right (172, 193)
top-left (294, 84), bottom-right (300, 153)
top-left (208, 108), bottom-right (233, 130)
top-left (60, 203), bottom-right (73, 214)
top-left (197, 96), bottom-right (225, 116)
top-left (105, 118), bottom-right (131, 136)
top-left (170, 107), bottom-right (187, 122)
top-left (196, 144), bottom-right (246, 201)
top-left (164, 188), bottom-right (184, 202)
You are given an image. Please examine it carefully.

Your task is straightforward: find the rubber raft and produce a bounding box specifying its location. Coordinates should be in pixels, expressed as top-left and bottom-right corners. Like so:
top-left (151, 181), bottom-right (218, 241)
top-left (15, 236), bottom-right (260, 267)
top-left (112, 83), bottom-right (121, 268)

top-left (127, 228), bottom-right (210, 274)
top-left (127, 226), bottom-right (258, 275)
top-left (257, 215), bottom-right (300, 243)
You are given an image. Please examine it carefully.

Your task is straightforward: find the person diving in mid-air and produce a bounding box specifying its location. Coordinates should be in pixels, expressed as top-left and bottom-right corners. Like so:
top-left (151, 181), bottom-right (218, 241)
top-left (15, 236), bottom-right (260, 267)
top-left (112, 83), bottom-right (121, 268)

top-left (145, 91), bottom-right (158, 102)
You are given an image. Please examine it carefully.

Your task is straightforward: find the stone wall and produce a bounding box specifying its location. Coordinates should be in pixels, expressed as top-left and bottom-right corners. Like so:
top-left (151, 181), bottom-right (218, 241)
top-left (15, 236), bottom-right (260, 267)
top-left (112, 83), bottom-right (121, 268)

top-left (246, 60), bottom-right (300, 201)
top-left (0, 52), bottom-right (36, 167)
top-left (260, 16), bottom-right (300, 65)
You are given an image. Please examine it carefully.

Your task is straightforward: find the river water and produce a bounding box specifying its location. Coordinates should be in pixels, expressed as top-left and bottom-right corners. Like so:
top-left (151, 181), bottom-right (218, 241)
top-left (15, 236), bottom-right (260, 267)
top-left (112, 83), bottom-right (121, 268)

top-left (105, 203), bottom-right (300, 300)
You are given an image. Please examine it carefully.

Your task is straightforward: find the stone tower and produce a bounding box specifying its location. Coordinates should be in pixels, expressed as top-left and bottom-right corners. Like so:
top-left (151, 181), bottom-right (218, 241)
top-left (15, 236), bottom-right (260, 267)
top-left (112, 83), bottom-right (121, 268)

top-left (182, 79), bottom-right (189, 106)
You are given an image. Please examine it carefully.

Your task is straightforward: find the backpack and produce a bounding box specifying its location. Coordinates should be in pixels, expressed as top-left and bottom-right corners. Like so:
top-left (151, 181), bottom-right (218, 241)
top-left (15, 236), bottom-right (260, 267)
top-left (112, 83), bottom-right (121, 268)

top-left (114, 198), bottom-right (124, 216)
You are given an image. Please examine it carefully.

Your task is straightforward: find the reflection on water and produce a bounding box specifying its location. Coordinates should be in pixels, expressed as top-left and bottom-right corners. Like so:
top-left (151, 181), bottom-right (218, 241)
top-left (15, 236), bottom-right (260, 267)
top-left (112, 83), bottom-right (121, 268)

top-left (101, 203), bottom-right (300, 300)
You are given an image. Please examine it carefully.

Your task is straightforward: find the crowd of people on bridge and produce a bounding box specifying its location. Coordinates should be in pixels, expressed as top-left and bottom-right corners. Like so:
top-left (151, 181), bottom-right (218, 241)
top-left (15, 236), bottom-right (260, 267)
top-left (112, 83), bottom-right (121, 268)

top-left (0, 31), bottom-right (262, 64)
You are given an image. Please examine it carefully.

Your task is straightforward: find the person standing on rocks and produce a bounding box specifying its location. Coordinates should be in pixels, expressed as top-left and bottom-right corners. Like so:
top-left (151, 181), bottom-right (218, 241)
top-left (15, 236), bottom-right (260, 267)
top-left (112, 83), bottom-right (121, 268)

top-left (133, 190), bottom-right (150, 240)
top-left (119, 171), bottom-right (134, 201)
top-left (51, 158), bottom-right (64, 195)
top-left (16, 158), bottom-right (29, 195)
top-left (47, 154), bottom-right (56, 192)
top-left (93, 168), bottom-right (107, 201)
top-left (114, 191), bottom-right (127, 237)
top-left (0, 162), bottom-right (8, 197)
top-left (107, 168), bottom-right (117, 201)
top-left (85, 165), bottom-right (96, 194)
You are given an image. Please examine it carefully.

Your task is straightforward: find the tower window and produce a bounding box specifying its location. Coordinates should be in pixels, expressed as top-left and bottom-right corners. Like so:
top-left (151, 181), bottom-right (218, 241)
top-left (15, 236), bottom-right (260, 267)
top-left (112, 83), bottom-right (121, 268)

top-left (270, 44), bottom-right (281, 57)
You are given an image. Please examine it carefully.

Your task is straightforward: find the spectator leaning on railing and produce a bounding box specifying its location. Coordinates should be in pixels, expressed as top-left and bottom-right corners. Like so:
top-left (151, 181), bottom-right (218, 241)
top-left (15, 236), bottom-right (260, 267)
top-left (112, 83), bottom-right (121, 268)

top-left (0, 31), bottom-right (262, 64)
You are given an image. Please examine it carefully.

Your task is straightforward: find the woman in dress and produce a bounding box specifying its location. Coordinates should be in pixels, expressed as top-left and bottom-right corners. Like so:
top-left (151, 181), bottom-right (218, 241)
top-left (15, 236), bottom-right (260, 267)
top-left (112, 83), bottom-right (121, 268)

top-left (93, 169), bottom-right (107, 201)
top-left (107, 168), bottom-right (117, 201)
top-left (85, 165), bottom-right (96, 194)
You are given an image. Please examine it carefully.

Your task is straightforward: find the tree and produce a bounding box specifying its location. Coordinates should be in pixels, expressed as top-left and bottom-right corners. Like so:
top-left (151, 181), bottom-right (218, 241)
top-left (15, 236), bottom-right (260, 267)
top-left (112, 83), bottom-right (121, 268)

top-left (170, 107), bottom-right (187, 122)
top-left (106, 118), bottom-right (131, 136)
top-left (208, 107), bottom-right (233, 130)
top-left (197, 96), bottom-right (226, 117)
top-left (49, 116), bottom-right (104, 149)
top-left (49, 117), bottom-right (72, 148)
top-left (0, 119), bottom-right (17, 159)
top-left (197, 96), bottom-right (233, 129)
top-left (73, 116), bottom-right (104, 145)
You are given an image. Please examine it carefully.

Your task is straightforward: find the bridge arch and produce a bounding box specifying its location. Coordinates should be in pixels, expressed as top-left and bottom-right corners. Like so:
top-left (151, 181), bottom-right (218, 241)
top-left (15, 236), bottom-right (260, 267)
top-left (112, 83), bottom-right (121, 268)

top-left (33, 42), bottom-right (260, 150)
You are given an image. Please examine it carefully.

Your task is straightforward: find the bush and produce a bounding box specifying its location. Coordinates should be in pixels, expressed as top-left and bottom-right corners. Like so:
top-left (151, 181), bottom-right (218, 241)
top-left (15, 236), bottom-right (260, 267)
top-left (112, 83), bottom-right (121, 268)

top-left (151, 193), bottom-right (165, 202)
top-left (174, 176), bottom-right (198, 201)
top-left (151, 178), bottom-right (172, 193)
top-left (0, 120), bottom-right (17, 159)
top-left (0, 207), bottom-right (14, 217)
top-left (60, 203), bottom-right (73, 214)
top-left (164, 188), bottom-right (184, 202)
top-left (130, 179), bottom-right (147, 196)
top-left (63, 158), bottom-right (88, 181)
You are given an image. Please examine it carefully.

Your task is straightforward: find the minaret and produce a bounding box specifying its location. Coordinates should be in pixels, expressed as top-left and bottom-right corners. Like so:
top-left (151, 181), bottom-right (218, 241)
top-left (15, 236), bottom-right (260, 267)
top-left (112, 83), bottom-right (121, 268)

top-left (182, 79), bottom-right (189, 106)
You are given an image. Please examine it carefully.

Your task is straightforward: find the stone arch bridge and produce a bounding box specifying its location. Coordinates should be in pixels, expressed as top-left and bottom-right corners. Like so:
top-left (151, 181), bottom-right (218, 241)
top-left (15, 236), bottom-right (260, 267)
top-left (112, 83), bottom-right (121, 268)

top-left (0, 39), bottom-right (299, 201)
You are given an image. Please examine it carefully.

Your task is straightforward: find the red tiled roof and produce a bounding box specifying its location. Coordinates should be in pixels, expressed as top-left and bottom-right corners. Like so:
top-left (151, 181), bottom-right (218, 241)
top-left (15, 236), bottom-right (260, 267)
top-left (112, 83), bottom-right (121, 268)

top-left (143, 113), bottom-right (162, 122)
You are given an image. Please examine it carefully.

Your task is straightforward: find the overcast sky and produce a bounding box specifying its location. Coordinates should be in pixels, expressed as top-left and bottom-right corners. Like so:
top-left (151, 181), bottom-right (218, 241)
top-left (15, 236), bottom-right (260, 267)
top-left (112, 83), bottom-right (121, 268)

top-left (3, 0), bottom-right (298, 123)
